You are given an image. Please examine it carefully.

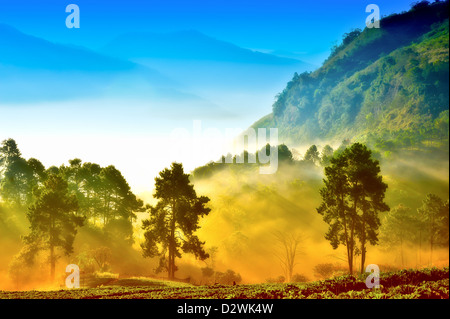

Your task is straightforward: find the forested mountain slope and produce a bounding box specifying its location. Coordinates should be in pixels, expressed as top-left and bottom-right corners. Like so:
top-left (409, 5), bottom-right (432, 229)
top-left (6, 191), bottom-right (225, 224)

top-left (252, 1), bottom-right (449, 149)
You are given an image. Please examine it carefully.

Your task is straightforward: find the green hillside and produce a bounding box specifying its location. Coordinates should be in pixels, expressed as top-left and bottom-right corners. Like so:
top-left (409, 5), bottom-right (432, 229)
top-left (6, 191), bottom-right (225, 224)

top-left (252, 1), bottom-right (449, 150)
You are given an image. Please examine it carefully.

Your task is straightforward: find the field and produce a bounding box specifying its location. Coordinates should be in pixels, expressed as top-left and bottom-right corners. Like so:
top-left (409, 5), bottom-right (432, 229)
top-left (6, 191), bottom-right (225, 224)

top-left (0, 267), bottom-right (448, 299)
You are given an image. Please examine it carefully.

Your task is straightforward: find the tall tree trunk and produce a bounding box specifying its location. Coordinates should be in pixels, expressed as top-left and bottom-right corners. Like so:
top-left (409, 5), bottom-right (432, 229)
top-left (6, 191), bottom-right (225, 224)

top-left (360, 222), bottom-right (366, 274)
top-left (349, 195), bottom-right (358, 276)
top-left (347, 256), bottom-right (352, 275)
top-left (50, 244), bottom-right (55, 282)
top-left (361, 244), bottom-right (366, 274)
top-left (50, 215), bottom-right (55, 282)
top-left (348, 242), bottom-right (353, 275)
top-left (349, 214), bottom-right (356, 275)
top-left (346, 228), bottom-right (353, 275)
top-left (340, 194), bottom-right (352, 275)
top-left (168, 226), bottom-right (175, 280)
top-left (169, 201), bottom-right (176, 280)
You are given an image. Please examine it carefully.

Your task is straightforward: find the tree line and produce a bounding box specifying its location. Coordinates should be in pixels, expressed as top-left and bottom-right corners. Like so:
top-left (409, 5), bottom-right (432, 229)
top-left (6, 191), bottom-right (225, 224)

top-left (0, 139), bottom-right (144, 280)
top-left (381, 195), bottom-right (449, 267)
top-left (0, 139), bottom-right (210, 282)
top-left (1, 137), bottom-right (448, 283)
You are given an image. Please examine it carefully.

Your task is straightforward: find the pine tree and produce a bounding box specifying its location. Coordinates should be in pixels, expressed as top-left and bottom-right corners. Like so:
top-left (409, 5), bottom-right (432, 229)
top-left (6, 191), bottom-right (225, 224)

top-left (141, 162), bottom-right (210, 280)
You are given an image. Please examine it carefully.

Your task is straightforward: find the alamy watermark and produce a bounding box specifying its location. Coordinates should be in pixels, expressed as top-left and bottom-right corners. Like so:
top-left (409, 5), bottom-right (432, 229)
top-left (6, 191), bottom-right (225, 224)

top-left (64, 4), bottom-right (379, 30)
top-left (170, 121), bottom-right (279, 174)
top-left (65, 264), bottom-right (80, 288)
top-left (366, 4), bottom-right (380, 28)
top-left (365, 264), bottom-right (380, 289)
top-left (66, 4), bottom-right (80, 29)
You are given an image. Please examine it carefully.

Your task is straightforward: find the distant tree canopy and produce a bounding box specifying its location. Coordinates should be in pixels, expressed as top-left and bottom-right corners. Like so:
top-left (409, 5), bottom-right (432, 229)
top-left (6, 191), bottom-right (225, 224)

top-left (0, 138), bottom-right (46, 207)
top-left (380, 204), bottom-right (419, 266)
top-left (320, 145), bottom-right (334, 166)
top-left (317, 143), bottom-right (389, 274)
top-left (303, 145), bottom-right (320, 165)
top-left (418, 194), bottom-right (449, 262)
top-left (0, 139), bottom-right (144, 245)
top-left (380, 194), bottom-right (449, 266)
top-left (329, 28), bottom-right (362, 58)
top-left (141, 162), bottom-right (211, 280)
top-left (191, 143), bottom-right (295, 180)
top-left (411, 0), bottom-right (430, 10)
top-left (215, 269), bottom-right (242, 285)
top-left (191, 142), bottom-right (362, 181)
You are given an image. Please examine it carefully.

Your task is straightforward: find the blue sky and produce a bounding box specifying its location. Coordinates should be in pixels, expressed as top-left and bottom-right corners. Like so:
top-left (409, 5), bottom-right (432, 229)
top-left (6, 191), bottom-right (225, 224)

top-left (0, 0), bottom-right (415, 63)
top-left (0, 0), bottom-right (418, 192)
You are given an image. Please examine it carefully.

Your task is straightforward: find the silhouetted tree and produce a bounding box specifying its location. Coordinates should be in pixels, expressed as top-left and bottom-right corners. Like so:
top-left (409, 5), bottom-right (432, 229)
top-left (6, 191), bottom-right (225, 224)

top-left (0, 139), bottom-right (44, 207)
top-left (317, 143), bottom-right (389, 274)
top-left (24, 174), bottom-right (84, 280)
top-left (141, 162), bottom-right (211, 280)
top-left (61, 160), bottom-right (144, 243)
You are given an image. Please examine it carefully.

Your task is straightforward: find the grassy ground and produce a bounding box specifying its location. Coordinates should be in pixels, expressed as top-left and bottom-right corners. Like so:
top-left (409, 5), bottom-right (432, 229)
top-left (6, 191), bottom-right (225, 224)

top-left (0, 267), bottom-right (448, 299)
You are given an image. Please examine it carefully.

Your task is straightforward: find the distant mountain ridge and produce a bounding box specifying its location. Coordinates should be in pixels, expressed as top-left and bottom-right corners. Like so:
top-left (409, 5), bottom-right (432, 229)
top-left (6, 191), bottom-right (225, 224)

top-left (251, 0), bottom-right (449, 147)
top-left (0, 23), bottom-right (311, 106)
top-left (0, 23), bottom-right (198, 103)
top-left (0, 23), bottom-right (137, 72)
top-left (99, 30), bottom-right (309, 66)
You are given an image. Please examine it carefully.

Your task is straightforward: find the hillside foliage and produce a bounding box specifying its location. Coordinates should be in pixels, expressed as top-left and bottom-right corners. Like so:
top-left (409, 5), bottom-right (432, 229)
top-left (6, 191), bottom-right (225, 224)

top-left (252, 1), bottom-right (449, 150)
